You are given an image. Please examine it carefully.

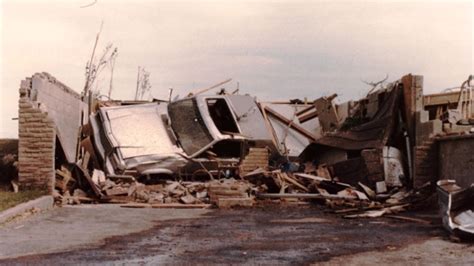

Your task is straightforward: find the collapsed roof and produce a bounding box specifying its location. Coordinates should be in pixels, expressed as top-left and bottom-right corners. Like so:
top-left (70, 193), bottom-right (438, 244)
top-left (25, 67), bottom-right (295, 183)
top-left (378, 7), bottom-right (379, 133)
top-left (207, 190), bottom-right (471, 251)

top-left (89, 94), bottom-right (279, 177)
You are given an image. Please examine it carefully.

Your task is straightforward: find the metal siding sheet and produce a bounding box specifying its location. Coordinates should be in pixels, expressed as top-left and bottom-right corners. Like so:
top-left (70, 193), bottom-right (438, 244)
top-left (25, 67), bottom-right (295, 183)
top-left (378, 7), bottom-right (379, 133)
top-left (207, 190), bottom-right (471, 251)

top-left (227, 95), bottom-right (273, 140)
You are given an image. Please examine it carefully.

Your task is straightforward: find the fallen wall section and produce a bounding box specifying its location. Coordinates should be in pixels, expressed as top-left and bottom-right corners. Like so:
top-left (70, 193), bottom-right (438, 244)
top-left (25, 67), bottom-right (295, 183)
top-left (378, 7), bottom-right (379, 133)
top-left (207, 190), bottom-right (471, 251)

top-left (18, 73), bottom-right (85, 191)
top-left (31, 73), bottom-right (85, 163)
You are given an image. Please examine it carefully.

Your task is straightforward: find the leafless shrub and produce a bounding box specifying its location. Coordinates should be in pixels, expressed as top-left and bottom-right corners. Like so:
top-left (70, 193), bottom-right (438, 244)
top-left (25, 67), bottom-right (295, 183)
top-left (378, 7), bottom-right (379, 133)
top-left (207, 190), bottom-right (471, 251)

top-left (361, 74), bottom-right (389, 95)
top-left (135, 67), bottom-right (152, 101)
top-left (83, 22), bottom-right (118, 96)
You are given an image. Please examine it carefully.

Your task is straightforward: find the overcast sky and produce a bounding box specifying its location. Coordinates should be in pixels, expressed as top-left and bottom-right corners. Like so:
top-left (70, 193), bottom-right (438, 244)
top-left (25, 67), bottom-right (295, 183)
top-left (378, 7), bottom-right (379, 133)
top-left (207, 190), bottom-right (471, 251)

top-left (1, 0), bottom-right (473, 138)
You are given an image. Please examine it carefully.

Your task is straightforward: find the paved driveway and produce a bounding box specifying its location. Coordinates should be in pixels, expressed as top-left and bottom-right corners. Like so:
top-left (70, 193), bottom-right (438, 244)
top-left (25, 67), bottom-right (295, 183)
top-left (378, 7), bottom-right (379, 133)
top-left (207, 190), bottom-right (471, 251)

top-left (0, 204), bottom-right (472, 265)
top-left (0, 204), bottom-right (209, 260)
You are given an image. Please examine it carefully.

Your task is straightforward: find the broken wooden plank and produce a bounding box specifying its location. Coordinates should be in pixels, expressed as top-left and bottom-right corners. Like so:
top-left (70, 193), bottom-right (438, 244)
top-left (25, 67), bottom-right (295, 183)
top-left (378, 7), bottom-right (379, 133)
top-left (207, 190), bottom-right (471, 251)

top-left (385, 215), bottom-right (432, 225)
top-left (295, 103), bottom-right (316, 116)
top-left (120, 203), bottom-right (149, 208)
top-left (152, 203), bottom-right (211, 209)
top-left (187, 78), bottom-right (232, 97)
top-left (107, 174), bottom-right (136, 182)
top-left (55, 166), bottom-right (74, 192)
top-left (256, 193), bottom-right (357, 200)
top-left (358, 182), bottom-right (376, 199)
top-left (344, 204), bottom-right (410, 218)
top-left (75, 163), bottom-right (103, 197)
top-left (316, 166), bottom-right (331, 179)
top-left (280, 173), bottom-right (309, 192)
top-left (81, 151), bottom-right (90, 169)
top-left (242, 167), bottom-right (268, 178)
top-left (298, 110), bottom-right (319, 124)
top-left (294, 173), bottom-right (330, 182)
top-left (208, 190), bottom-right (248, 197)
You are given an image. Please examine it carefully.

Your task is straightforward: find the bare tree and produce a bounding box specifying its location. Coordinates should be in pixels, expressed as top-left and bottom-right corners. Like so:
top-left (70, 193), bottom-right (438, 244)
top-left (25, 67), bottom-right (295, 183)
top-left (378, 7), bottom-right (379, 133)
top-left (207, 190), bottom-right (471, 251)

top-left (361, 74), bottom-right (389, 95)
top-left (83, 21), bottom-right (118, 96)
top-left (107, 48), bottom-right (118, 99)
top-left (134, 67), bottom-right (152, 101)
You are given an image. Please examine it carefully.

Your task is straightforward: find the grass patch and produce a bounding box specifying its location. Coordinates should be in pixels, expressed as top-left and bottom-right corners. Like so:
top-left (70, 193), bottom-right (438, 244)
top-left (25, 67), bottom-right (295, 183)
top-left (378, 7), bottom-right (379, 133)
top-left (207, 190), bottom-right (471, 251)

top-left (0, 189), bottom-right (46, 212)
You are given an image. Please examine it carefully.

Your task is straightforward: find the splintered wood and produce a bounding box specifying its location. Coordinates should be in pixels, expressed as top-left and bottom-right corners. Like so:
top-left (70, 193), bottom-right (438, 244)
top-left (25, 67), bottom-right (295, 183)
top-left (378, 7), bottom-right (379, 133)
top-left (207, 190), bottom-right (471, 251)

top-left (55, 166), bottom-right (74, 193)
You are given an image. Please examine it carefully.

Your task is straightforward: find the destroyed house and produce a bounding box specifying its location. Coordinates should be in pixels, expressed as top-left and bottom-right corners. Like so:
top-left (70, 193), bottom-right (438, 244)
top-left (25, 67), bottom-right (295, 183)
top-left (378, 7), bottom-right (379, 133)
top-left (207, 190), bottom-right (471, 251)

top-left (299, 83), bottom-right (409, 191)
top-left (15, 72), bottom-right (474, 239)
top-left (88, 94), bottom-right (276, 179)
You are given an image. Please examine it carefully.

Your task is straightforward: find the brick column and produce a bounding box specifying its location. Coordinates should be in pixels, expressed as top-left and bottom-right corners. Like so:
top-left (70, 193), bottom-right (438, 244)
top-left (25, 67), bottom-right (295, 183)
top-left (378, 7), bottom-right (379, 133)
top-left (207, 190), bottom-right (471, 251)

top-left (18, 78), bottom-right (56, 192)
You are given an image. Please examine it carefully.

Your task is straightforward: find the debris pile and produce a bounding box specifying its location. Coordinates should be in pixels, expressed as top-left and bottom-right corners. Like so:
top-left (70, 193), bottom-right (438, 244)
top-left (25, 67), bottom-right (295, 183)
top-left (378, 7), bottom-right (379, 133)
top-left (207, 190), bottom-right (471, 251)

top-left (245, 169), bottom-right (430, 218)
top-left (23, 73), bottom-right (471, 240)
top-left (0, 139), bottom-right (19, 192)
top-left (54, 162), bottom-right (258, 209)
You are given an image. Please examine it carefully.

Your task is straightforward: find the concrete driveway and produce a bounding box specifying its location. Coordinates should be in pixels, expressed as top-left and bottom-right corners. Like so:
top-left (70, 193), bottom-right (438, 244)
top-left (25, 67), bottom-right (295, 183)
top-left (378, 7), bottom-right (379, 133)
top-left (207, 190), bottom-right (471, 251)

top-left (0, 204), bottom-right (472, 265)
top-left (0, 204), bottom-right (209, 260)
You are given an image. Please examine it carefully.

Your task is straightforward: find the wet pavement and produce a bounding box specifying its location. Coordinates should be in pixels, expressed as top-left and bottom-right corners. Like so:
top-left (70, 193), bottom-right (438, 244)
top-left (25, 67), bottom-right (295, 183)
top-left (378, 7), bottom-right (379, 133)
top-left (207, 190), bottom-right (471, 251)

top-left (0, 204), bottom-right (452, 265)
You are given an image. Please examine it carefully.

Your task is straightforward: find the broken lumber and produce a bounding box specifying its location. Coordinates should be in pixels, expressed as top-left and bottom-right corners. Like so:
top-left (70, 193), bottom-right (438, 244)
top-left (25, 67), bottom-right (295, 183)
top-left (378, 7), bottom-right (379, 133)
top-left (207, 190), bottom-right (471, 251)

top-left (296, 103), bottom-right (316, 116)
top-left (256, 193), bottom-right (357, 200)
top-left (76, 163), bottom-right (103, 197)
top-left (152, 203), bottom-right (210, 209)
top-left (279, 173), bottom-right (309, 192)
top-left (299, 110), bottom-right (319, 123)
top-left (120, 203), bottom-right (211, 209)
top-left (385, 215), bottom-right (432, 225)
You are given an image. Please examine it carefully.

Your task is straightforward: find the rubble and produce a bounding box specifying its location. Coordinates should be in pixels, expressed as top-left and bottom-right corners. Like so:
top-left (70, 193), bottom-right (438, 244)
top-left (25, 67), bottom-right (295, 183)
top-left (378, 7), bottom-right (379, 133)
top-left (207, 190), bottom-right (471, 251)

top-left (15, 72), bottom-right (473, 241)
top-left (0, 139), bottom-right (18, 191)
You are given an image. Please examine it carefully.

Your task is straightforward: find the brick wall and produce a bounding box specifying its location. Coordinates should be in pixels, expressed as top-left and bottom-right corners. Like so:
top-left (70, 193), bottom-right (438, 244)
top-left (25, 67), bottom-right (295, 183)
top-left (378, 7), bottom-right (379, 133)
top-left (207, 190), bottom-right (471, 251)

top-left (18, 77), bottom-right (56, 191)
top-left (401, 74), bottom-right (442, 188)
top-left (17, 73), bottom-right (86, 191)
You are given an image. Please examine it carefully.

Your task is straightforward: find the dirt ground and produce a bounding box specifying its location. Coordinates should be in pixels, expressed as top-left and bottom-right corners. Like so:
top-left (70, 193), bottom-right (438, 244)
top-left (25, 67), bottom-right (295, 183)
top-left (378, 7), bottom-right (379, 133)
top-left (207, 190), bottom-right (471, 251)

top-left (1, 203), bottom-right (472, 265)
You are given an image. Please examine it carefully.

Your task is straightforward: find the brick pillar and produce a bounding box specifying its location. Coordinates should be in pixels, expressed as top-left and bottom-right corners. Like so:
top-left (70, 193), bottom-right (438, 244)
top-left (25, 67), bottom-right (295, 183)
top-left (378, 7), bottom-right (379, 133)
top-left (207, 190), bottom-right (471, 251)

top-left (18, 78), bottom-right (56, 192)
top-left (413, 140), bottom-right (438, 188)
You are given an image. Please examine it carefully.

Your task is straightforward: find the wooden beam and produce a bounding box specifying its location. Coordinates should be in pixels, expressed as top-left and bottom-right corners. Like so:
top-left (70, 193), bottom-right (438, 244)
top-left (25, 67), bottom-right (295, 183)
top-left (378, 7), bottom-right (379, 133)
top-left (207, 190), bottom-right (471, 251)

top-left (424, 91), bottom-right (467, 106)
top-left (188, 78), bottom-right (232, 97)
top-left (256, 193), bottom-right (357, 200)
top-left (279, 172), bottom-right (309, 192)
top-left (120, 203), bottom-right (212, 209)
top-left (298, 110), bottom-right (319, 123)
top-left (296, 103), bottom-right (316, 116)
top-left (76, 163), bottom-right (103, 197)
